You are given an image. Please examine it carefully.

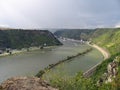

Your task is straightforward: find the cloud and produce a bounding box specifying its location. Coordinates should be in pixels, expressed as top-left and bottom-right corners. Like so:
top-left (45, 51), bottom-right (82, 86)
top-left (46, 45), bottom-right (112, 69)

top-left (115, 23), bottom-right (120, 28)
top-left (0, 24), bottom-right (10, 28)
top-left (0, 0), bottom-right (120, 29)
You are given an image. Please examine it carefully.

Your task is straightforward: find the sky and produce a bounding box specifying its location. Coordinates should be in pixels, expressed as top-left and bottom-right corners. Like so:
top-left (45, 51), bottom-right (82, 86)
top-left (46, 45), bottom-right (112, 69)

top-left (0, 0), bottom-right (120, 29)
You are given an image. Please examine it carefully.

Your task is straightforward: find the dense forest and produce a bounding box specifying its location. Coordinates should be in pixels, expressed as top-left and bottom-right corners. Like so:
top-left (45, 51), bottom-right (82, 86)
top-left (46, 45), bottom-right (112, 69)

top-left (51, 28), bottom-right (120, 90)
top-left (0, 29), bottom-right (62, 50)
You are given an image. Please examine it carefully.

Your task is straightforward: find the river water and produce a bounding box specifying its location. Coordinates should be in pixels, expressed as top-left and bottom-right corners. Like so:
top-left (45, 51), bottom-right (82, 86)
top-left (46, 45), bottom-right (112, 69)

top-left (0, 40), bottom-right (103, 83)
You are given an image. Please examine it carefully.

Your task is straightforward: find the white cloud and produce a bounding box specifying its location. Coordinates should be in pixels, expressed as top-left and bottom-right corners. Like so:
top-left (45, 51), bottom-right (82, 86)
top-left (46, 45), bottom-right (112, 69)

top-left (0, 24), bottom-right (10, 28)
top-left (115, 23), bottom-right (120, 28)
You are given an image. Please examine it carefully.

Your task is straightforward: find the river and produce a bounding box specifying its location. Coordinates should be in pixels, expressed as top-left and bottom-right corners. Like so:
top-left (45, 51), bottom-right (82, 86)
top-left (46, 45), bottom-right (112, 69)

top-left (0, 39), bottom-right (103, 83)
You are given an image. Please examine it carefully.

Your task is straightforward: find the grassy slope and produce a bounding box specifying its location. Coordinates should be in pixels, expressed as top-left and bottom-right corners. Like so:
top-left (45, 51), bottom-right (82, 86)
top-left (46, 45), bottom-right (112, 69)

top-left (92, 28), bottom-right (120, 82)
top-left (50, 28), bottom-right (120, 90)
top-left (92, 28), bottom-right (120, 55)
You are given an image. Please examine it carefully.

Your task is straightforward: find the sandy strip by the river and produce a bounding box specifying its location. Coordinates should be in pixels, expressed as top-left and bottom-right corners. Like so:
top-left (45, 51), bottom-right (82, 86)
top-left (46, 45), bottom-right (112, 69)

top-left (89, 44), bottom-right (110, 60)
top-left (83, 43), bottom-right (110, 77)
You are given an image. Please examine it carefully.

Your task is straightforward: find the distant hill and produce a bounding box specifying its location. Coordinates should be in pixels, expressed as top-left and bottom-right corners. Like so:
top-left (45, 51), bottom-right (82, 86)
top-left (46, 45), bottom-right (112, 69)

top-left (0, 29), bottom-right (62, 49)
top-left (54, 29), bottom-right (95, 40)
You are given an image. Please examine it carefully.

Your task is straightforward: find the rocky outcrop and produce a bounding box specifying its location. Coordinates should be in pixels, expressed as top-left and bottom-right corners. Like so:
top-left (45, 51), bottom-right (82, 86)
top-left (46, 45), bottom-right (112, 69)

top-left (107, 61), bottom-right (118, 78)
top-left (0, 77), bottom-right (58, 90)
top-left (97, 56), bottom-right (119, 86)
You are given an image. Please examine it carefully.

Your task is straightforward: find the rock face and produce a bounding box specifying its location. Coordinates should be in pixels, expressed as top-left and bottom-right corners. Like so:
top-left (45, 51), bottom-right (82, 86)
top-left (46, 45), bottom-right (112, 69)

top-left (97, 56), bottom-right (119, 86)
top-left (0, 77), bottom-right (58, 90)
top-left (107, 61), bottom-right (118, 78)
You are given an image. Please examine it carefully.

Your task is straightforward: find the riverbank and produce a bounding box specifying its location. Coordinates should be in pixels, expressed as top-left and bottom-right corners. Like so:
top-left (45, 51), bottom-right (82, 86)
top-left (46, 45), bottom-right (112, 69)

top-left (83, 43), bottom-right (110, 77)
top-left (0, 46), bottom-right (55, 57)
top-left (88, 43), bottom-right (110, 60)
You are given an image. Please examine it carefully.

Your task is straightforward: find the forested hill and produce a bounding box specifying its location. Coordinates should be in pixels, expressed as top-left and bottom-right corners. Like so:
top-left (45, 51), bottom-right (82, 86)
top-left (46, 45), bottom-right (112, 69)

top-left (54, 29), bottom-right (95, 40)
top-left (0, 29), bottom-right (62, 49)
top-left (54, 28), bottom-right (120, 41)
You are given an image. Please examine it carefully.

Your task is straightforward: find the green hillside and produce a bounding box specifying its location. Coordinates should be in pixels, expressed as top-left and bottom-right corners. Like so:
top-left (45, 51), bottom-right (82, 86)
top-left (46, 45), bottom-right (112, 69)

top-left (52, 28), bottom-right (120, 90)
top-left (0, 29), bottom-right (62, 50)
top-left (91, 28), bottom-right (120, 85)
top-left (92, 28), bottom-right (120, 55)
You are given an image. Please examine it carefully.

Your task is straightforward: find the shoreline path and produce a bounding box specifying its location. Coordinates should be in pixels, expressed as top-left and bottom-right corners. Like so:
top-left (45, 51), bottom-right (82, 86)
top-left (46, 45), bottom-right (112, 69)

top-left (83, 43), bottom-right (110, 77)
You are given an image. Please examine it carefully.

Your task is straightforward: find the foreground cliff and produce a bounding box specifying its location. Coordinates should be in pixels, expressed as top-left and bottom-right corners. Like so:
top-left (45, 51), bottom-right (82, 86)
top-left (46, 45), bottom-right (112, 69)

top-left (0, 77), bottom-right (58, 90)
top-left (0, 29), bottom-right (62, 50)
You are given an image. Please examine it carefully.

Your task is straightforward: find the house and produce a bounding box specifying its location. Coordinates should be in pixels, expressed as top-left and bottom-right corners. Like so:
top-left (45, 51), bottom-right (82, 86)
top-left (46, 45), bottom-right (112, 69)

top-left (6, 48), bottom-right (11, 53)
top-left (0, 50), bottom-right (3, 54)
top-left (0, 47), bottom-right (5, 54)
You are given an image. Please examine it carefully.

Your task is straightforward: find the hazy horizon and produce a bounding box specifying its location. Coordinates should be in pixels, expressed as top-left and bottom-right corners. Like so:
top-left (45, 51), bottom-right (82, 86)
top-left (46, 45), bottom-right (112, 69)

top-left (0, 0), bottom-right (120, 30)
